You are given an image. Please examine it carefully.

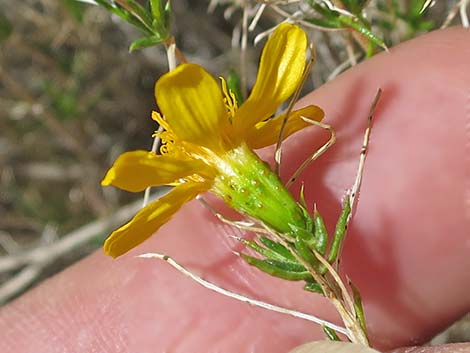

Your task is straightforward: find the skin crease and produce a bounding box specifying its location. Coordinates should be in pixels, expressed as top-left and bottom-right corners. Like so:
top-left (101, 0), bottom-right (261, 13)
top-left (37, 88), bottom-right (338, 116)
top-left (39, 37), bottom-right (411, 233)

top-left (0, 28), bottom-right (469, 353)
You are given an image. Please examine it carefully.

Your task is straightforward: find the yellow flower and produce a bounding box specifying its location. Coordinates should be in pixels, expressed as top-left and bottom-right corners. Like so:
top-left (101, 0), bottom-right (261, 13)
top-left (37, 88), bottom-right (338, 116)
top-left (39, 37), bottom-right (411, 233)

top-left (102, 23), bottom-right (324, 258)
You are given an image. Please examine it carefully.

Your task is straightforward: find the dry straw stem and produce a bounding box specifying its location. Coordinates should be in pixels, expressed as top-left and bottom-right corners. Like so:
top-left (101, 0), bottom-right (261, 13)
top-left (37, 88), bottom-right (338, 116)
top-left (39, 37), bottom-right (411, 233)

top-left (285, 118), bottom-right (336, 188)
top-left (289, 341), bottom-right (380, 353)
top-left (138, 252), bottom-right (349, 335)
top-left (442, 0), bottom-right (470, 28)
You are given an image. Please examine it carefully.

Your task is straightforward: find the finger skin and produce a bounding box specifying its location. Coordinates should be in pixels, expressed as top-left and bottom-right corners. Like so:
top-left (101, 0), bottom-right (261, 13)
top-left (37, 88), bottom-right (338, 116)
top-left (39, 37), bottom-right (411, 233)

top-left (0, 28), bottom-right (469, 353)
top-left (389, 343), bottom-right (470, 353)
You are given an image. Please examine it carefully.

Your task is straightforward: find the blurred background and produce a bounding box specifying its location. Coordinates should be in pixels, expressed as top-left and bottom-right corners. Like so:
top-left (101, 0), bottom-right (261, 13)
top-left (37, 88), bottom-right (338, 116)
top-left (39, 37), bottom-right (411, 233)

top-left (0, 0), bottom-right (468, 343)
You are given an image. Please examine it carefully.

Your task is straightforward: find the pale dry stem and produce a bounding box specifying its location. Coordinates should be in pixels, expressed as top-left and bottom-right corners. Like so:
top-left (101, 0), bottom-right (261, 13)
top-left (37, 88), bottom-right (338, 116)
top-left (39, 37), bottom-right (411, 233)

top-left (138, 252), bottom-right (349, 335)
top-left (442, 0), bottom-right (470, 27)
top-left (286, 118), bottom-right (337, 189)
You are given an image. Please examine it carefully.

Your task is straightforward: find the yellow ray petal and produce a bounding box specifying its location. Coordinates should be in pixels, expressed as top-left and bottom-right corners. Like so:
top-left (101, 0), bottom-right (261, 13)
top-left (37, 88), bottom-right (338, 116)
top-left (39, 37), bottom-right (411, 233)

top-left (245, 105), bottom-right (324, 150)
top-left (155, 64), bottom-right (230, 150)
top-left (101, 150), bottom-right (208, 192)
top-left (233, 23), bottom-right (308, 134)
top-left (104, 181), bottom-right (209, 258)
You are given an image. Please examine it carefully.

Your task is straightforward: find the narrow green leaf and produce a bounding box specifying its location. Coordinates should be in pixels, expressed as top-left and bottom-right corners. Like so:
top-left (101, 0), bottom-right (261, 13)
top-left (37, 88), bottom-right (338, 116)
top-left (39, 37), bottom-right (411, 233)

top-left (350, 280), bottom-right (368, 336)
top-left (305, 16), bottom-right (343, 29)
top-left (163, 0), bottom-right (172, 29)
top-left (303, 281), bottom-right (323, 294)
top-left (306, 1), bottom-right (334, 18)
top-left (149, 0), bottom-right (171, 38)
top-left (125, 0), bottom-right (154, 27)
top-left (259, 236), bottom-right (296, 262)
top-left (298, 184), bottom-right (308, 210)
top-left (294, 237), bottom-right (318, 267)
top-left (241, 254), bottom-right (312, 281)
top-left (339, 15), bottom-right (387, 50)
top-left (327, 196), bottom-right (351, 263)
top-left (365, 41), bottom-right (376, 58)
top-left (264, 259), bottom-right (307, 273)
top-left (304, 2), bottom-right (347, 30)
top-left (288, 223), bottom-right (314, 242)
top-left (323, 325), bottom-right (341, 341)
top-left (129, 35), bottom-right (164, 51)
top-left (241, 238), bottom-right (292, 263)
top-left (313, 208), bottom-right (328, 255)
top-left (149, 0), bottom-right (164, 21)
top-left (94, 0), bottom-right (151, 34)
top-left (301, 205), bottom-right (314, 234)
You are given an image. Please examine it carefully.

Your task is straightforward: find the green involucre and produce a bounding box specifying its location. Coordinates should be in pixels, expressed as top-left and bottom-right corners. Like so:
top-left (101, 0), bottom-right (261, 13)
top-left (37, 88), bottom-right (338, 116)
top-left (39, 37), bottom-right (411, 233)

top-left (212, 143), bottom-right (309, 235)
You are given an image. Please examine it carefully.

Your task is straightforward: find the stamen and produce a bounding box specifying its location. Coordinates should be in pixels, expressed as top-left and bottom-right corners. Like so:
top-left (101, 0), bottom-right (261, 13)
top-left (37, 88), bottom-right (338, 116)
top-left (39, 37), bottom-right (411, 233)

top-left (219, 76), bottom-right (238, 119)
